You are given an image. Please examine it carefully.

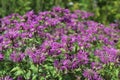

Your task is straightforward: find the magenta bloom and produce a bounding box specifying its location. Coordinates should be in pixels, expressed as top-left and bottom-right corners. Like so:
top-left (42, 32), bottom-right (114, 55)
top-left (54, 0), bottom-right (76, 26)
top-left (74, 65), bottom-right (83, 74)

top-left (0, 76), bottom-right (13, 80)
top-left (91, 62), bottom-right (103, 70)
top-left (83, 69), bottom-right (103, 80)
top-left (76, 50), bottom-right (89, 64)
top-left (28, 49), bottom-right (46, 64)
top-left (10, 51), bottom-right (25, 62)
top-left (0, 53), bottom-right (4, 60)
top-left (0, 35), bottom-right (3, 43)
top-left (95, 46), bottom-right (118, 64)
top-left (5, 29), bottom-right (19, 39)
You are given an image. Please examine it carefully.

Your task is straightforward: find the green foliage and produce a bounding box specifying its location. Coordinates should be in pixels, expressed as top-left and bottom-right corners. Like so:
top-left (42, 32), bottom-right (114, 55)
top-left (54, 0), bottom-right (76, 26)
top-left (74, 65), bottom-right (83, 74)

top-left (99, 63), bottom-right (120, 80)
top-left (116, 40), bottom-right (120, 49)
top-left (0, 0), bottom-right (120, 25)
top-left (0, 0), bottom-right (31, 17)
top-left (70, 0), bottom-right (120, 24)
top-left (0, 0), bottom-right (67, 17)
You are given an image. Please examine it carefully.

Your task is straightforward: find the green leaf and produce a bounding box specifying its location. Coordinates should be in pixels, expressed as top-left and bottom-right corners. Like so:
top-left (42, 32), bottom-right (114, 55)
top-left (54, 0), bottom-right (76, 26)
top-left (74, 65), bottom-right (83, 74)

top-left (14, 70), bottom-right (24, 76)
top-left (10, 66), bottom-right (20, 72)
top-left (115, 69), bottom-right (119, 77)
top-left (25, 70), bottom-right (31, 79)
top-left (32, 75), bottom-right (37, 80)
top-left (30, 64), bottom-right (38, 73)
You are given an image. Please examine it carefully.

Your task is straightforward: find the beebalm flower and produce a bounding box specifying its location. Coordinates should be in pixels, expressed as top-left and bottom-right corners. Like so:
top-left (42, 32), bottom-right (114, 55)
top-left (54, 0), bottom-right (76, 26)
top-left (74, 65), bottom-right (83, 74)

top-left (29, 50), bottom-right (46, 64)
top-left (109, 23), bottom-right (118, 27)
top-left (62, 9), bottom-right (70, 14)
top-left (50, 42), bottom-right (62, 49)
top-left (46, 18), bottom-right (60, 26)
top-left (86, 21), bottom-right (98, 28)
top-left (95, 46), bottom-right (118, 64)
top-left (0, 53), bottom-right (4, 60)
top-left (49, 48), bottom-right (61, 56)
top-left (10, 51), bottom-right (25, 62)
top-left (61, 59), bottom-right (73, 70)
top-left (1, 16), bottom-right (11, 26)
top-left (83, 69), bottom-right (103, 80)
top-left (52, 6), bottom-right (63, 13)
top-left (54, 60), bottom-right (60, 69)
top-left (62, 16), bottom-right (71, 23)
top-left (0, 76), bottom-right (13, 80)
top-left (71, 60), bottom-right (79, 69)
top-left (74, 10), bottom-right (94, 19)
top-left (62, 59), bottom-right (72, 69)
top-left (54, 59), bottom-right (73, 70)
top-left (91, 62), bottom-right (103, 70)
top-left (69, 35), bottom-right (77, 43)
top-left (103, 27), bottom-right (112, 35)
top-left (76, 50), bottom-right (89, 64)
top-left (1, 39), bottom-right (11, 49)
top-left (5, 29), bottom-right (19, 39)
top-left (61, 35), bottom-right (68, 43)
top-left (25, 10), bottom-right (34, 18)
top-left (0, 35), bottom-right (3, 43)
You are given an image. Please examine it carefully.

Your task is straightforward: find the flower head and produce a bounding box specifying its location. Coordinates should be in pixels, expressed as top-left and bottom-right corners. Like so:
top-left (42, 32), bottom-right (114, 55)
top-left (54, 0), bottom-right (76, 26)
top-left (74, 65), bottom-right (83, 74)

top-left (10, 51), bottom-right (25, 62)
top-left (0, 53), bottom-right (4, 61)
top-left (83, 69), bottom-right (103, 80)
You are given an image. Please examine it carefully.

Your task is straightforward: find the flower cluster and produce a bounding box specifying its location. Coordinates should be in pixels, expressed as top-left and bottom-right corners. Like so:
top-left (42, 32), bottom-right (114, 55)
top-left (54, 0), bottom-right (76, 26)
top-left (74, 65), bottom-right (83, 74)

top-left (83, 69), bottom-right (103, 80)
top-left (0, 7), bottom-right (120, 79)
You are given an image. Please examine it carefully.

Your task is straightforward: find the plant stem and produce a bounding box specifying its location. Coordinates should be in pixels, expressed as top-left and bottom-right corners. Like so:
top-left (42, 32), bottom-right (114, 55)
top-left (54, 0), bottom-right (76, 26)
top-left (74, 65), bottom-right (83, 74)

top-left (37, 64), bottom-right (39, 80)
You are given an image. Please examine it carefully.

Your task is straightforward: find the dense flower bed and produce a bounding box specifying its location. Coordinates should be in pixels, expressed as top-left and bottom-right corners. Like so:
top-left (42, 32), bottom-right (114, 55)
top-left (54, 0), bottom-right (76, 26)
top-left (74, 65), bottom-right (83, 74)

top-left (0, 7), bottom-right (120, 80)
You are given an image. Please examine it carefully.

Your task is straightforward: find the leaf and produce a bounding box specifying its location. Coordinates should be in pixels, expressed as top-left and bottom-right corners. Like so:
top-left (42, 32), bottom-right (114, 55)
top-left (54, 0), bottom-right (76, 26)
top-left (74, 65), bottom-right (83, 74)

top-left (32, 75), bottom-right (37, 80)
top-left (10, 66), bottom-right (20, 72)
top-left (25, 7), bottom-right (31, 10)
top-left (30, 64), bottom-right (38, 73)
top-left (115, 69), bottom-right (119, 77)
top-left (14, 70), bottom-right (24, 76)
top-left (25, 70), bottom-right (31, 79)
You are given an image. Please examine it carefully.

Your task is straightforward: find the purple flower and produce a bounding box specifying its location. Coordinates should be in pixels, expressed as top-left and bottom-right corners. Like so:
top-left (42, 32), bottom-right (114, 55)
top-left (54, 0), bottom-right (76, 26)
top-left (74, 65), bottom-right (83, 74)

top-left (91, 62), bottom-right (103, 70)
top-left (104, 27), bottom-right (112, 35)
top-left (28, 50), bottom-right (46, 64)
top-left (61, 35), bottom-right (68, 45)
top-left (10, 51), bottom-right (25, 62)
top-left (5, 29), bottom-right (19, 39)
top-left (74, 10), bottom-right (94, 19)
top-left (63, 9), bottom-right (70, 14)
top-left (83, 69), bottom-right (103, 80)
top-left (61, 59), bottom-right (71, 70)
top-left (25, 10), bottom-right (34, 18)
top-left (54, 60), bottom-right (60, 68)
top-left (76, 50), bottom-right (89, 64)
top-left (95, 46), bottom-right (118, 64)
top-left (46, 18), bottom-right (60, 26)
top-left (0, 35), bottom-right (3, 43)
top-left (0, 76), bottom-right (13, 80)
top-left (52, 6), bottom-right (63, 13)
top-left (71, 60), bottom-right (79, 69)
top-left (109, 23), bottom-right (118, 27)
top-left (0, 53), bottom-right (4, 60)
top-left (69, 35), bottom-right (77, 43)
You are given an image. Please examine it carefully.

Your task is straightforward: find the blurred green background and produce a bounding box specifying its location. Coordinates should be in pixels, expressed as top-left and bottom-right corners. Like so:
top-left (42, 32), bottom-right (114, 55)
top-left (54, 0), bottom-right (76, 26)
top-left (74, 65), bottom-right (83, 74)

top-left (0, 0), bottom-right (120, 25)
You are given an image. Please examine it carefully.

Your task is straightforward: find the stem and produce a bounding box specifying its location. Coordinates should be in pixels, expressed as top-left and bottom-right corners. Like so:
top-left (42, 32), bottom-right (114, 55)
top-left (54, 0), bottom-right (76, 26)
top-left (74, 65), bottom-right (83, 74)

top-left (11, 38), bottom-right (14, 52)
top-left (37, 64), bottom-right (39, 80)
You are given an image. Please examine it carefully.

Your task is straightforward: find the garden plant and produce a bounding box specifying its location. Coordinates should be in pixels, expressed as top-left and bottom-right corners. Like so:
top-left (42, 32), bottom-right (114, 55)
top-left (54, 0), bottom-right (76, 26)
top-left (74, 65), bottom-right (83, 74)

top-left (0, 7), bottom-right (120, 80)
